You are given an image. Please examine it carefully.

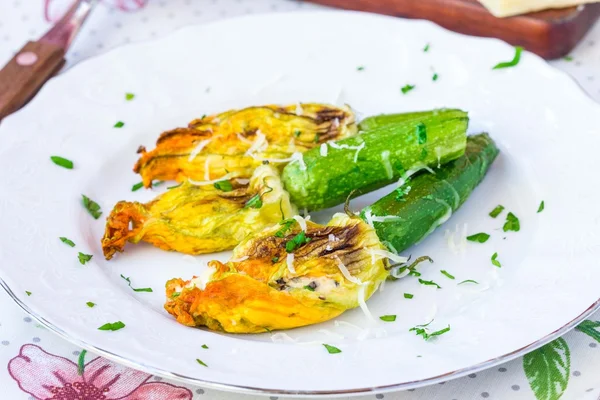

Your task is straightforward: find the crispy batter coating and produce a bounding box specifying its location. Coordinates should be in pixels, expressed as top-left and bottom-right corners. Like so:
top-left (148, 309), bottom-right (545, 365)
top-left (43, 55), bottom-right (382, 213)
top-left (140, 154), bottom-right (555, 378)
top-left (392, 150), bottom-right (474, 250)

top-left (134, 103), bottom-right (356, 187)
top-left (164, 214), bottom-right (389, 333)
top-left (101, 165), bottom-right (296, 260)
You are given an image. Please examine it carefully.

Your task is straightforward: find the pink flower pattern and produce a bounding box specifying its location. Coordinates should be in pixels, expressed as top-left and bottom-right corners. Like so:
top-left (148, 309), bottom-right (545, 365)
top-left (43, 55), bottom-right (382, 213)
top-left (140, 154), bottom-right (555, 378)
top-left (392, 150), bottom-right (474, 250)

top-left (9, 344), bottom-right (192, 400)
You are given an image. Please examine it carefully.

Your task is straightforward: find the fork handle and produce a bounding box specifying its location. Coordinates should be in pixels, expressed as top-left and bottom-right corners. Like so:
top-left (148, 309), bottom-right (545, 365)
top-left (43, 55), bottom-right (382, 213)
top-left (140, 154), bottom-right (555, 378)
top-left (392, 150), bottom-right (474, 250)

top-left (0, 41), bottom-right (65, 121)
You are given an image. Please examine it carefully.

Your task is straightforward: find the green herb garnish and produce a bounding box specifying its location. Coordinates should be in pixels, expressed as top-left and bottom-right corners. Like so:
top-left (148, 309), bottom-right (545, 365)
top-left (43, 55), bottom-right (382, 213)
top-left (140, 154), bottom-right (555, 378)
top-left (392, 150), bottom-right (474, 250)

top-left (286, 231), bottom-right (311, 253)
top-left (131, 182), bottom-right (144, 192)
top-left (493, 46), bottom-right (523, 69)
top-left (401, 84), bottom-right (415, 94)
top-left (78, 252), bottom-right (93, 265)
top-left (395, 181), bottom-right (412, 201)
top-left (423, 43), bottom-right (430, 52)
top-left (125, 93), bottom-right (135, 101)
top-left (404, 293), bottom-right (414, 299)
top-left (214, 180), bottom-right (233, 192)
top-left (120, 274), bottom-right (153, 292)
top-left (323, 344), bottom-right (342, 354)
top-left (82, 195), bottom-right (102, 219)
top-left (77, 350), bottom-right (87, 375)
top-left (196, 359), bottom-right (208, 367)
top-left (357, 66), bottom-right (365, 71)
top-left (50, 156), bottom-right (73, 169)
top-left (59, 237), bottom-right (75, 247)
top-left (563, 56), bottom-right (573, 62)
top-left (294, 130), bottom-right (301, 137)
top-left (304, 285), bottom-right (315, 292)
top-left (503, 212), bottom-right (520, 232)
top-left (272, 256), bottom-right (280, 263)
top-left (380, 315), bottom-right (397, 322)
top-left (458, 280), bottom-right (479, 285)
top-left (410, 324), bottom-right (451, 340)
top-left (275, 219), bottom-right (295, 238)
top-left (432, 73), bottom-right (438, 81)
top-left (489, 205), bottom-right (505, 218)
top-left (244, 194), bottom-right (263, 209)
top-left (167, 182), bottom-right (183, 190)
top-left (86, 302), bottom-right (96, 308)
top-left (98, 321), bottom-right (125, 331)
top-left (416, 122), bottom-right (427, 144)
top-left (25, 291), bottom-right (32, 296)
top-left (537, 201), bottom-right (545, 213)
top-left (114, 121), bottom-right (125, 128)
top-left (491, 252), bottom-right (502, 268)
top-left (201, 344), bottom-right (209, 349)
top-left (409, 270), bottom-right (421, 277)
top-left (440, 270), bottom-right (455, 280)
top-left (466, 232), bottom-right (490, 243)
top-left (418, 278), bottom-right (441, 288)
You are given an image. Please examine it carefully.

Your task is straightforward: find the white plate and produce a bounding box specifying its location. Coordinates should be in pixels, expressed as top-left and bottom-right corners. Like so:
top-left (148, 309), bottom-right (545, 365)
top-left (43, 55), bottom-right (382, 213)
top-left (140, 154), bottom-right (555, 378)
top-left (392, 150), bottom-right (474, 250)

top-left (1, 11), bottom-right (600, 397)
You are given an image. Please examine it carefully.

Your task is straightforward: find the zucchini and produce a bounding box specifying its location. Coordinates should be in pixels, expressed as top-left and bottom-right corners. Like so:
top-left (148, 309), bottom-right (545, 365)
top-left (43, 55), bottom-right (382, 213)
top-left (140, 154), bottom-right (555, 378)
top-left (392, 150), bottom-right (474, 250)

top-left (360, 133), bottom-right (499, 253)
top-left (281, 109), bottom-right (468, 211)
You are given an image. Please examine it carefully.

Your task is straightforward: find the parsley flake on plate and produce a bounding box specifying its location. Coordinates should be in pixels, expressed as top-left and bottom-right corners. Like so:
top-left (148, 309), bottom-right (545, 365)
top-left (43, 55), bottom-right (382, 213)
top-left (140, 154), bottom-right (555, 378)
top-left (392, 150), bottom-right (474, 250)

top-left (78, 252), bottom-right (93, 265)
top-left (125, 93), bottom-right (135, 101)
top-left (432, 73), bottom-right (439, 81)
top-left (214, 180), bottom-right (233, 192)
top-left (50, 156), bottom-right (73, 169)
top-left (466, 232), bottom-right (490, 243)
top-left (131, 182), bottom-right (144, 192)
top-left (202, 344), bottom-right (209, 349)
top-left (489, 205), bottom-right (505, 218)
top-left (404, 293), bottom-right (414, 299)
top-left (418, 278), bottom-right (441, 289)
top-left (82, 195), bottom-right (102, 219)
top-left (86, 302), bottom-right (96, 308)
top-left (244, 194), bottom-right (262, 209)
top-left (98, 321), bottom-right (125, 331)
top-left (401, 84), bottom-right (415, 94)
top-left (537, 201), bottom-right (545, 213)
top-left (493, 46), bottom-right (523, 69)
top-left (503, 212), bottom-right (520, 232)
top-left (114, 121), bottom-right (125, 128)
top-left (423, 43), bottom-right (430, 52)
top-left (120, 274), bottom-right (153, 292)
top-left (380, 315), bottom-right (397, 322)
top-left (440, 270), bottom-right (455, 280)
top-left (410, 321), bottom-right (450, 340)
top-left (25, 291), bottom-right (31, 296)
top-left (196, 359), bottom-right (208, 367)
top-left (491, 252), bottom-right (502, 268)
top-left (563, 56), bottom-right (573, 62)
top-left (357, 66), bottom-right (365, 71)
top-left (59, 237), bottom-right (75, 247)
top-left (458, 279), bottom-right (479, 285)
top-left (323, 344), bottom-right (342, 354)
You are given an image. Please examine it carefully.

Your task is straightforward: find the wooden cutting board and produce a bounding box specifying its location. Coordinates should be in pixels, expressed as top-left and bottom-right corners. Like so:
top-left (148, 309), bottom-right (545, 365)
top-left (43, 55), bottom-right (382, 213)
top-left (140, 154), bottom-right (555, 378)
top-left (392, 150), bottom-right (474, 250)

top-left (305, 0), bottom-right (600, 59)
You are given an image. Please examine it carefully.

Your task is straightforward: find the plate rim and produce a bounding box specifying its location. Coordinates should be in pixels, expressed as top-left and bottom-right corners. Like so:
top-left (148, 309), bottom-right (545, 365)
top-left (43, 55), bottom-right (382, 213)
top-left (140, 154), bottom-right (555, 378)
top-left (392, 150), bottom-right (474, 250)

top-left (2, 9), bottom-right (600, 397)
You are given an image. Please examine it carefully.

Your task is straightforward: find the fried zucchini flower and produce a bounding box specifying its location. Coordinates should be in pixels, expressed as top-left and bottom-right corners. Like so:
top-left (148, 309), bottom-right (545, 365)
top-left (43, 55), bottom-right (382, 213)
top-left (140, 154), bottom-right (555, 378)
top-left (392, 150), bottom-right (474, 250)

top-left (101, 164), bottom-right (296, 260)
top-left (134, 103), bottom-right (356, 187)
top-left (164, 214), bottom-right (395, 333)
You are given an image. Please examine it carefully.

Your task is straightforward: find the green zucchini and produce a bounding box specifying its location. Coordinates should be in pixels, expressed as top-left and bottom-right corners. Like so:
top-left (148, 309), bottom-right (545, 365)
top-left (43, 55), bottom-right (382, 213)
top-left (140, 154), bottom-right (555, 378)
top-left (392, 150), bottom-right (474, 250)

top-left (281, 109), bottom-right (469, 211)
top-left (360, 133), bottom-right (499, 253)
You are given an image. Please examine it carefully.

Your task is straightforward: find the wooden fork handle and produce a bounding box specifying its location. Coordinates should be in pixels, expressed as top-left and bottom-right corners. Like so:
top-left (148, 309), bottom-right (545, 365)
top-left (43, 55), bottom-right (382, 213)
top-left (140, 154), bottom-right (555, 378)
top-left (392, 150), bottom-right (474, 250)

top-left (0, 41), bottom-right (66, 121)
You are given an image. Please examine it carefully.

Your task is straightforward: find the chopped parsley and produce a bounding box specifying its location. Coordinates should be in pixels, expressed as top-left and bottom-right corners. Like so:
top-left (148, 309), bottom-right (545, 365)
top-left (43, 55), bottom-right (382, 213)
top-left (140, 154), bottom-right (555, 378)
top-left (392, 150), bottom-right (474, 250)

top-left (357, 66), bottom-right (365, 71)
top-left (418, 278), bottom-right (441, 289)
top-left (380, 315), bottom-right (397, 322)
top-left (503, 212), bottom-right (520, 232)
top-left (244, 194), bottom-right (262, 209)
top-left (25, 291), bottom-right (31, 296)
top-left (401, 84), bottom-right (415, 94)
top-left (214, 180), bottom-right (233, 192)
top-left (120, 274), bottom-right (153, 292)
top-left (196, 359), bottom-right (208, 367)
top-left (98, 321), bottom-right (125, 331)
top-left (275, 219), bottom-right (295, 238)
top-left (82, 195), bottom-right (102, 219)
top-left (493, 46), bottom-right (523, 70)
top-left (125, 93), bottom-right (135, 101)
top-left (458, 280), bottom-right (479, 285)
top-left (294, 130), bottom-right (301, 137)
top-left (114, 121), bottom-right (125, 128)
top-left (537, 201), bottom-right (545, 213)
top-left (78, 252), bottom-right (93, 265)
top-left (489, 205), bottom-right (505, 218)
top-left (202, 344), bottom-right (209, 349)
top-left (491, 252), bottom-right (502, 268)
top-left (323, 344), bottom-right (342, 354)
top-left (271, 256), bottom-right (280, 263)
top-left (77, 350), bottom-right (87, 375)
top-left (404, 293), bottom-right (414, 299)
top-left (432, 73), bottom-right (439, 81)
top-left (563, 55), bottom-right (573, 62)
top-left (304, 285), bottom-right (315, 292)
top-left (409, 270), bottom-right (422, 277)
top-left (50, 156), bottom-right (73, 169)
top-left (466, 232), bottom-right (490, 243)
top-left (410, 321), bottom-right (450, 340)
top-left (440, 270), bottom-right (455, 280)
top-left (131, 182), bottom-right (144, 192)
top-left (423, 43), bottom-right (430, 52)
top-left (59, 237), bottom-right (75, 247)
top-left (416, 122), bottom-right (427, 144)
top-left (86, 302), bottom-right (96, 308)
top-left (285, 231), bottom-right (311, 253)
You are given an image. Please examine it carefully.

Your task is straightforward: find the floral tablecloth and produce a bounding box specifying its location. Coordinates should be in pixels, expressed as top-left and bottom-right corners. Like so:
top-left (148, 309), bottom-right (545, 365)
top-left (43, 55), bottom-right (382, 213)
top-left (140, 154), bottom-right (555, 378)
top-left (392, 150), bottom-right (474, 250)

top-left (1, 1), bottom-right (600, 399)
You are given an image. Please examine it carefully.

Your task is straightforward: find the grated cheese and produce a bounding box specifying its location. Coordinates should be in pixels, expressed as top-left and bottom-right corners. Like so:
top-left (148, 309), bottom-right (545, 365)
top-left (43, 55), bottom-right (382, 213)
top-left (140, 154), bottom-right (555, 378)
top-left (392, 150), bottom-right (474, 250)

top-left (317, 329), bottom-right (345, 340)
top-left (381, 150), bottom-right (393, 179)
top-left (370, 215), bottom-right (403, 223)
top-left (369, 248), bottom-right (409, 264)
top-left (244, 130), bottom-right (268, 156)
top-left (286, 253), bottom-right (296, 274)
top-left (397, 165), bottom-right (436, 188)
top-left (270, 332), bottom-right (297, 343)
top-left (290, 152), bottom-right (306, 170)
top-left (293, 215), bottom-right (307, 231)
top-left (353, 142), bottom-right (365, 162)
top-left (320, 143), bottom-right (328, 157)
top-left (236, 133), bottom-right (254, 145)
top-left (334, 256), bottom-right (362, 285)
top-left (204, 155), bottom-right (211, 181)
top-left (362, 207), bottom-right (374, 228)
top-left (188, 139), bottom-right (211, 162)
top-left (188, 173), bottom-right (233, 186)
top-left (332, 118), bottom-right (340, 128)
top-left (357, 283), bottom-right (376, 322)
top-left (295, 102), bottom-right (304, 116)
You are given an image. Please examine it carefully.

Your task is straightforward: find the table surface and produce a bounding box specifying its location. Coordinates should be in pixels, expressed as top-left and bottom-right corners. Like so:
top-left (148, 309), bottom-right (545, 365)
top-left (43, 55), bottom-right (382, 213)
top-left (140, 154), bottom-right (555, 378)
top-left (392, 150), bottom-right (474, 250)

top-left (1, 1), bottom-right (600, 400)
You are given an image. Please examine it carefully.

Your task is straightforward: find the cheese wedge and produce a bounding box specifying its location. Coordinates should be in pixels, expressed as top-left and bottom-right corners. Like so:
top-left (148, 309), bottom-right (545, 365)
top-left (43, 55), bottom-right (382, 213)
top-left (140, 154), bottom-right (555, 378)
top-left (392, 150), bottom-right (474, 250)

top-left (479, 0), bottom-right (600, 17)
